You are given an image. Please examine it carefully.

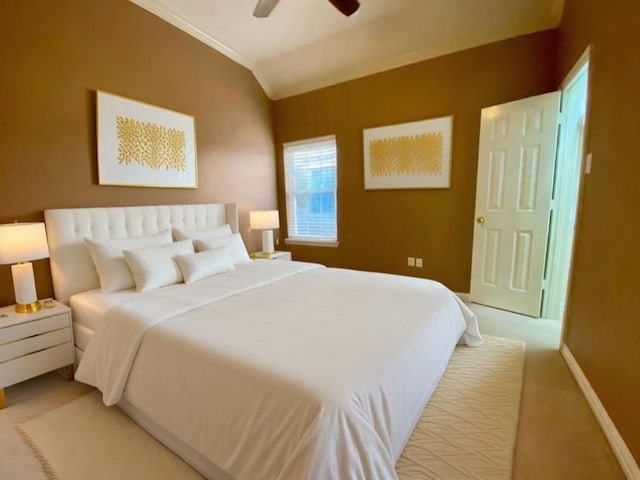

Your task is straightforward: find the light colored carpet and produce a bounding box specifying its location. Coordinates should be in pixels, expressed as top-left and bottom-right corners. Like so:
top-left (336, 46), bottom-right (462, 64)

top-left (17, 335), bottom-right (524, 480)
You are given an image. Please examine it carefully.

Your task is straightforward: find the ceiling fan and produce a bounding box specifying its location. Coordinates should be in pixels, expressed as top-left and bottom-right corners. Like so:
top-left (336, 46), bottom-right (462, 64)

top-left (253, 0), bottom-right (360, 18)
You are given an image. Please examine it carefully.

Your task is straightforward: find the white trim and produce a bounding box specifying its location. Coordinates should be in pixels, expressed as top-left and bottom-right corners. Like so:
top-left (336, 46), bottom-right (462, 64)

top-left (562, 46), bottom-right (591, 90)
top-left (283, 135), bottom-right (337, 149)
top-left (129, 0), bottom-right (253, 68)
top-left (542, 46), bottom-right (590, 323)
top-left (129, 0), bottom-right (564, 101)
top-left (455, 292), bottom-right (471, 303)
top-left (284, 238), bottom-right (339, 248)
top-left (561, 344), bottom-right (640, 479)
top-left (251, 69), bottom-right (275, 99)
top-left (556, 45), bottom-right (592, 344)
top-left (283, 136), bottom-right (338, 246)
top-left (128, 0), bottom-right (274, 98)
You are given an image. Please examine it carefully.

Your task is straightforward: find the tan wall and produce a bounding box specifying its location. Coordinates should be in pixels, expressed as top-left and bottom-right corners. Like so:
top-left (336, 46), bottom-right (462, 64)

top-left (0, 1), bottom-right (276, 306)
top-left (558, 0), bottom-right (640, 463)
top-left (273, 31), bottom-right (558, 293)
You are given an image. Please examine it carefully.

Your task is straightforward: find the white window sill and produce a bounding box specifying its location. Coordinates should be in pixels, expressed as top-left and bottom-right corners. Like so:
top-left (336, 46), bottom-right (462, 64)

top-left (285, 238), bottom-right (339, 248)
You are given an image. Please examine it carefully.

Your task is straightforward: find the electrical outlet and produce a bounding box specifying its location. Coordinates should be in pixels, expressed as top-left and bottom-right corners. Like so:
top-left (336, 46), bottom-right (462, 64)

top-left (407, 257), bottom-right (415, 267)
top-left (416, 258), bottom-right (423, 268)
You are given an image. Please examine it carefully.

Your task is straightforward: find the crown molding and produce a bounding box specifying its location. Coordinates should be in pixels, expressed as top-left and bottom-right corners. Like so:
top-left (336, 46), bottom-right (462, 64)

top-left (129, 1), bottom-right (560, 101)
top-left (129, 0), bottom-right (274, 97)
top-left (129, 0), bottom-right (270, 91)
top-left (130, 0), bottom-right (253, 69)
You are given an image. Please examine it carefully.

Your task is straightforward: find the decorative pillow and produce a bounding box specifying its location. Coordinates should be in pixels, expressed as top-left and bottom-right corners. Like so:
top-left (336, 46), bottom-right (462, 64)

top-left (84, 229), bottom-right (172, 292)
top-left (175, 248), bottom-right (235, 284)
top-left (123, 240), bottom-right (194, 292)
top-left (173, 224), bottom-right (233, 241)
top-left (194, 233), bottom-right (251, 265)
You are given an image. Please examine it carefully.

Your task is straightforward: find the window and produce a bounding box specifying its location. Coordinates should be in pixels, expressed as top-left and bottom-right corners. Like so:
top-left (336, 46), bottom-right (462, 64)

top-left (283, 135), bottom-right (337, 245)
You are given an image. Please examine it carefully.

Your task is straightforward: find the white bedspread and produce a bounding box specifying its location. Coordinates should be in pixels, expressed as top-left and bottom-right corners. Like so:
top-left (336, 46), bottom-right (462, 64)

top-left (76, 260), bottom-right (481, 480)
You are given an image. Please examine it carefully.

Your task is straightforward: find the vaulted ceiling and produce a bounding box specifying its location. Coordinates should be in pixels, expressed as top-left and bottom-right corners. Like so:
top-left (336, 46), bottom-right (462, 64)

top-left (131, 0), bottom-right (564, 99)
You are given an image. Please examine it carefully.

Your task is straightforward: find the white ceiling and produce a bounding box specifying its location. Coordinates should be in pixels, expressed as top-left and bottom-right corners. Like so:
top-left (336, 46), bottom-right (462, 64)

top-left (131, 0), bottom-right (564, 99)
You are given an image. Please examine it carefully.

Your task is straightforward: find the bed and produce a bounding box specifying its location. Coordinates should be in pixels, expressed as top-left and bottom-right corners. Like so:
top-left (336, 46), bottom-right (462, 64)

top-left (44, 203), bottom-right (481, 480)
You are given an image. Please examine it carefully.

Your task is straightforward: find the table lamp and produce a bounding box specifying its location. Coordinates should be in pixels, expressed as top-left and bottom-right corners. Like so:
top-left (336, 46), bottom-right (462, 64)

top-left (0, 222), bottom-right (50, 313)
top-left (249, 210), bottom-right (280, 256)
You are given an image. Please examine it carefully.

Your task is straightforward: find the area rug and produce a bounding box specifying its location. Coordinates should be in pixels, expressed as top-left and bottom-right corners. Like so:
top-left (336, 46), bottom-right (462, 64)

top-left (17, 335), bottom-right (524, 480)
top-left (17, 392), bottom-right (202, 480)
top-left (396, 335), bottom-right (525, 479)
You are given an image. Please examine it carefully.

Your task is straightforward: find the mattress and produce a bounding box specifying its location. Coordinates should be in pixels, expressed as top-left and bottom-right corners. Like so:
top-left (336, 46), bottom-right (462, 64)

top-left (76, 260), bottom-right (481, 480)
top-left (71, 288), bottom-right (140, 332)
top-left (70, 288), bottom-right (140, 352)
top-left (70, 283), bottom-right (200, 351)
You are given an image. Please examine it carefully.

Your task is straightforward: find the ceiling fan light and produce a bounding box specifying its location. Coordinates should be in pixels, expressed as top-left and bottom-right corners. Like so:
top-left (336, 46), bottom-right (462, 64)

top-left (253, 0), bottom-right (360, 18)
top-left (253, 0), bottom-right (280, 18)
top-left (328, 0), bottom-right (360, 16)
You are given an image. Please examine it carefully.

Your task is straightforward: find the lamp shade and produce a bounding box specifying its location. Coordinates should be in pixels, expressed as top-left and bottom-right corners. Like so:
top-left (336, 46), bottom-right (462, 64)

top-left (0, 222), bottom-right (50, 264)
top-left (250, 210), bottom-right (280, 230)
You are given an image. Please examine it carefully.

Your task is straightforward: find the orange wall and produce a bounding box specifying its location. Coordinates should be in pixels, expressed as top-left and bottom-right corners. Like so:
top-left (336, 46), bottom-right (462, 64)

top-left (273, 31), bottom-right (558, 293)
top-left (3, 0), bottom-right (637, 465)
top-left (558, 0), bottom-right (640, 463)
top-left (0, 0), bottom-right (276, 305)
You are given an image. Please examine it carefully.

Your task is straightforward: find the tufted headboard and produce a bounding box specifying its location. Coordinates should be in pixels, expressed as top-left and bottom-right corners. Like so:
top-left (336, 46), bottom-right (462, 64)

top-left (44, 203), bottom-right (239, 304)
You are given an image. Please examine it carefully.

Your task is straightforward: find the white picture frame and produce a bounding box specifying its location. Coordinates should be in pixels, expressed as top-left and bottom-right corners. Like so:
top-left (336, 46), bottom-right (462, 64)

top-left (97, 91), bottom-right (198, 188)
top-left (363, 115), bottom-right (453, 189)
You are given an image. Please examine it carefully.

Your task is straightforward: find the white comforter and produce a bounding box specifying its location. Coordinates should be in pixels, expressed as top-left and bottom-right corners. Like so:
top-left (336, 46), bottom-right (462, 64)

top-left (76, 260), bottom-right (481, 480)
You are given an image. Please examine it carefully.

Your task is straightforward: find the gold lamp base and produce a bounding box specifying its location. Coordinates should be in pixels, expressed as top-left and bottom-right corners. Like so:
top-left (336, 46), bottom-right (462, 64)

top-left (15, 301), bottom-right (41, 314)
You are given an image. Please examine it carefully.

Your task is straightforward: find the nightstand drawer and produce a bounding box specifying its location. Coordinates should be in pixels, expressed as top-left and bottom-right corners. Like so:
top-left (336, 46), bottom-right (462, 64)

top-left (0, 313), bottom-right (69, 345)
top-left (0, 328), bottom-right (71, 363)
top-left (0, 342), bottom-right (73, 388)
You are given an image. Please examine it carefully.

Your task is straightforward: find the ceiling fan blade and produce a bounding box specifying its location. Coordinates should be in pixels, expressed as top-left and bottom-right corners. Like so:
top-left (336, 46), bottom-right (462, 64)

top-left (253, 0), bottom-right (280, 18)
top-left (327, 0), bottom-right (360, 16)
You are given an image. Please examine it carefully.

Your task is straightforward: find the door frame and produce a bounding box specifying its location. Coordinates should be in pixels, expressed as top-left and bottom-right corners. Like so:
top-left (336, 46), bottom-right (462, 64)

top-left (468, 46), bottom-right (592, 323)
top-left (556, 46), bottom-right (592, 344)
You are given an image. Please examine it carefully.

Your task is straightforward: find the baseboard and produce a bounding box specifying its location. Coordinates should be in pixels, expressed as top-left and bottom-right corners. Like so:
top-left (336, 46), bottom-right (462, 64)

top-left (455, 292), bottom-right (470, 303)
top-left (561, 344), bottom-right (640, 479)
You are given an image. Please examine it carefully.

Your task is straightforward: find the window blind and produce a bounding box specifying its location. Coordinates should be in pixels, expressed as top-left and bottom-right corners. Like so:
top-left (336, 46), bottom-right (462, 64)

top-left (283, 135), bottom-right (337, 243)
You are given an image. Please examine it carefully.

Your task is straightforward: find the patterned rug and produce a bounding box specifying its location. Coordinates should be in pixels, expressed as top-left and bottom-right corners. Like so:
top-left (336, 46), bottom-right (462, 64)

top-left (397, 335), bottom-right (525, 479)
top-left (17, 335), bottom-right (524, 480)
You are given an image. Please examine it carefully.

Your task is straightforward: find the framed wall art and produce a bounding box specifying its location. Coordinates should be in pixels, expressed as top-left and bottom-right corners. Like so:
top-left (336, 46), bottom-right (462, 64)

top-left (363, 115), bottom-right (453, 189)
top-left (97, 91), bottom-right (198, 188)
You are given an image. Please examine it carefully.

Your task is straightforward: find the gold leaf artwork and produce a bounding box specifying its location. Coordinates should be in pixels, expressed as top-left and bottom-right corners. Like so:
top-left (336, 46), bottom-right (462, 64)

top-left (116, 116), bottom-right (186, 171)
top-left (369, 132), bottom-right (443, 177)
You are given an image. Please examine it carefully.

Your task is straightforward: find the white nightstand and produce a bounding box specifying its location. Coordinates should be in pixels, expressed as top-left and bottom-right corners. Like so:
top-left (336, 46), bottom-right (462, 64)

top-left (0, 300), bottom-right (75, 408)
top-left (250, 251), bottom-right (292, 261)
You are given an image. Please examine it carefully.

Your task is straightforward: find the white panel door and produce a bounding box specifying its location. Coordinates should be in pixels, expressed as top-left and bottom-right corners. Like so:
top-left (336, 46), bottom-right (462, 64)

top-left (470, 92), bottom-right (560, 317)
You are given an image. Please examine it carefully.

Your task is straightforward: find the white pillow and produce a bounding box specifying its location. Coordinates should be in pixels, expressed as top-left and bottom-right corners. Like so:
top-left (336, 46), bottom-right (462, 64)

top-left (85, 229), bottom-right (172, 292)
top-left (173, 224), bottom-right (232, 241)
top-left (175, 248), bottom-right (235, 284)
top-left (123, 240), bottom-right (194, 292)
top-left (194, 233), bottom-right (251, 265)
